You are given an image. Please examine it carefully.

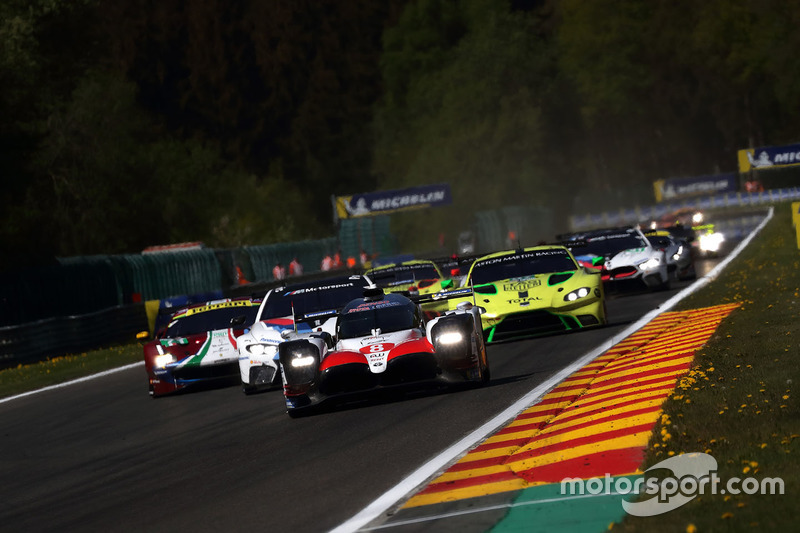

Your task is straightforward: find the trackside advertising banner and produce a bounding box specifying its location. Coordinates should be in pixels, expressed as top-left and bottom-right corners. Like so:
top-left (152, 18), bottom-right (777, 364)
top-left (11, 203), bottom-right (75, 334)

top-left (738, 142), bottom-right (800, 172)
top-left (335, 184), bottom-right (452, 219)
top-left (653, 173), bottom-right (737, 202)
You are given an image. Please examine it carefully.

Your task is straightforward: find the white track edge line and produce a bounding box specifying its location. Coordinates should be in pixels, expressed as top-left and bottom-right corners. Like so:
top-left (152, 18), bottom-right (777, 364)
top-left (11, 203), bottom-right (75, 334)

top-left (330, 206), bottom-right (774, 533)
top-left (0, 362), bottom-right (144, 405)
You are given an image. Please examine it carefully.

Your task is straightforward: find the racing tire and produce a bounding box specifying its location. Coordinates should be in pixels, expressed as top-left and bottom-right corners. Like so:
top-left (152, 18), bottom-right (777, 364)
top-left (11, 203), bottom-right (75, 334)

top-left (242, 384), bottom-right (259, 396)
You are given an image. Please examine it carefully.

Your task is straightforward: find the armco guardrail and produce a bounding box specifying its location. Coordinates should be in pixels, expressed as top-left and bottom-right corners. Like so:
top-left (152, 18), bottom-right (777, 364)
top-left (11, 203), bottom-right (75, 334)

top-left (0, 304), bottom-right (148, 370)
top-left (569, 187), bottom-right (800, 231)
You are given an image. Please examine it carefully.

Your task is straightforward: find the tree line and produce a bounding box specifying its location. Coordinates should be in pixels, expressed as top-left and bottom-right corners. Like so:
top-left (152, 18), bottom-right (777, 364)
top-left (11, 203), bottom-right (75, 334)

top-left (2, 0), bottom-right (797, 271)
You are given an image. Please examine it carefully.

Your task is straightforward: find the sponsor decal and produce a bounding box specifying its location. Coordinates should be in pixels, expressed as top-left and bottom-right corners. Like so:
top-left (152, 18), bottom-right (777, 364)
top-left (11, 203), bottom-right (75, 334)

top-left (503, 280), bottom-right (541, 291)
top-left (475, 249), bottom-right (569, 268)
top-left (336, 184), bottom-right (452, 219)
top-left (738, 142), bottom-right (800, 172)
top-left (375, 264), bottom-right (433, 273)
top-left (653, 173), bottom-right (737, 202)
top-left (183, 299), bottom-right (256, 316)
top-left (361, 342), bottom-right (393, 372)
top-left (347, 300), bottom-right (402, 312)
top-left (508, 297), bottom-right (542, 304)
top-left (286, 282), bottom-right (357, 295)
top-left (303, 309), bottom-right (337, 319)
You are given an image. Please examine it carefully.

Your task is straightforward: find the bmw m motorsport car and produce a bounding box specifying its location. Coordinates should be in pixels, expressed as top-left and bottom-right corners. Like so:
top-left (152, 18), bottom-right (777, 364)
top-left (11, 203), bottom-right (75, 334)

top-left (278, 289), bottom-right (488, 417)
top-left (644, 229), bottom-right (696, 281)
top-left (143, 298), bottom-right (260, 397)
top-left (237, 275), bottom-right (373, 394)
top-left (564, 227), bottom-right (670, 291)
top-left (446, 245), bottom-right (606, 343)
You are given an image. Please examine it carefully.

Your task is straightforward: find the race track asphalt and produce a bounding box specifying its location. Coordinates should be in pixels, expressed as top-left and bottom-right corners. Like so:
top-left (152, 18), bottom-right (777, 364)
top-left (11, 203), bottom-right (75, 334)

top-left (0, 220), bottom-right (756, 533)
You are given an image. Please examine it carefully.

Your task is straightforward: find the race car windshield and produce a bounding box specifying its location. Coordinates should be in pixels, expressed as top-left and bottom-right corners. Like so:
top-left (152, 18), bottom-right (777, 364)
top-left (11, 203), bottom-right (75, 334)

top-left (262, 285), bottom-right (366, 320)
top-left (574, 234), bottom-right (647, 257)
top-left (165, 306), bottom-right (258, 338)
top-left (469, 251), bottom-right (577, 285)
top-left (370, 266), bottom-right (439, 287)
top-left (338, 303), bottom-right (417, 339)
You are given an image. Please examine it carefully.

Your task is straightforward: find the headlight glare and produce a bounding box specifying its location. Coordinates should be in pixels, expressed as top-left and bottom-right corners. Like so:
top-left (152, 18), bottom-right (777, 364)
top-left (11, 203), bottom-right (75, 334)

top-left (437, 331), bottom-right (464, 345)
top-left (247, 344), bottom-right (266, 355)
top-left (638, 257), bottom-right (661, 270)
top-left (154, 354), bottom-right (175, 368)
top-left (291, 355), bottom-right (316, 368)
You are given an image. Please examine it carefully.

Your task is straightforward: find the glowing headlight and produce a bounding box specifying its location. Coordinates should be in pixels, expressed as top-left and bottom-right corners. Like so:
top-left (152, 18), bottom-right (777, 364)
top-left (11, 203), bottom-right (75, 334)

top-left (672, 245), bottom-right (684, 261)
top-left (699, 232), bottom-right (724, 252)
top-left (692, 212), bottom-right (704, 224)
top-left (638, 257), bottom-right (661, 270)
top-left (564, 287), bottom-right (591, 302)
top-left (246, 343), bottom-right (277, 357)
top-left (154, 354), bottom-right (176, 368)
top-left (291, 355), bottom-right (316, 368)
top-left (437, 331), bottom-right (464, 345)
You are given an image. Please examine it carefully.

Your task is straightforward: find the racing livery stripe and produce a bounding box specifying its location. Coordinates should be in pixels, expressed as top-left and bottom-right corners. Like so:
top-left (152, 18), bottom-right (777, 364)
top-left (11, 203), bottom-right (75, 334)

top-left (319, 351), bottom-right (366, 370)
top-left (401, 302), bottom-right (740, 508)
top-left (179, 333), bottom-right (212, 367)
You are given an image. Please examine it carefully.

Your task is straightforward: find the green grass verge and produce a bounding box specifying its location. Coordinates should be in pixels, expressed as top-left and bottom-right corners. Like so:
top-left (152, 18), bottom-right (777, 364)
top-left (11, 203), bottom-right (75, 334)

top-left (0, 343), bottom-right (143, 399)
top-left (618, 203), bottom-right (800, 531)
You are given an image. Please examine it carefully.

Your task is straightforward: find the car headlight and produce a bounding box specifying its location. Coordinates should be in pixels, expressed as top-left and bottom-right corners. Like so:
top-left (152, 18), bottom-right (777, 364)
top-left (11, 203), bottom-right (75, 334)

top-left (154, 354), bottom-right (176, 368)
top-left (638, 257), bottom-right (661, 270)
top-left (564, 287), bottom-right (591, 302)
top-left (437, 331), bottom-right (464, 345)
top-left (699, 232), bottom-right (724, 252)
top-left (692, 212), bottom-right (704, 224)
top-left (246, 343), bottom-right (277, 357)
top-left (290, 355), bottom-right (316, 368)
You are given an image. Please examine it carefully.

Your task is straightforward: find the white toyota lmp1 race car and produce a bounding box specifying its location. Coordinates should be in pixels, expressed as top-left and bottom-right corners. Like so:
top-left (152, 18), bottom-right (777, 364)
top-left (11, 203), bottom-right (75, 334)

top-left (237, 275), bottom-right (373, 394)
top-left (278, 288), bottom-right (489, 417)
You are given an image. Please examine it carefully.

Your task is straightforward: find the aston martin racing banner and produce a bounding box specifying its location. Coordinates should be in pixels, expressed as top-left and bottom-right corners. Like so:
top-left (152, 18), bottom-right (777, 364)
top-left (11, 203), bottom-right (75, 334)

top-left (738, 142), bottom-right (800, 173)
top-left (653, 173), bottom-right (737, 202)
top-left (335, 184), bottom-right (452, 219)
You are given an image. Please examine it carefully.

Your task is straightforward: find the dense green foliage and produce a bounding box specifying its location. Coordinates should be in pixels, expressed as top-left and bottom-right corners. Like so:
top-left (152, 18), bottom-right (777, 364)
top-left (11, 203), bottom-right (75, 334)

top-left (2, 0), bottom-right (799, 269)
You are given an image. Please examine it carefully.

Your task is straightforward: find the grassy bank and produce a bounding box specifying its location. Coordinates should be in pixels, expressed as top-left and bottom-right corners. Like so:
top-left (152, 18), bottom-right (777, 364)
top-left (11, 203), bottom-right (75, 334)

top-left (620, 204), bottom-right (800, 531)
top-left (0, 344), bottom-right (143, 400)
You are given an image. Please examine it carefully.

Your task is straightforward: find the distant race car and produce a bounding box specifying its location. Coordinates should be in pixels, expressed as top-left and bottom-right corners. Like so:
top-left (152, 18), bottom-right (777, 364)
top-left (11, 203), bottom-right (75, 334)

top-left (564, 227), bottom-right (670, 291)
top-left (444, 245), bottom-right (606, 343)
top-left (692, 223), bottom-right (726, 257)
top-left (143, 298), bottom-right (261, 397)
top-left (644, 229), bottom-right (696, 281)
top-left (366, 260), bottom-right (455, 296)
top-left (278, 288), bottom-right (489, 417)
top-left (236, 275), bottom-right (373, 394)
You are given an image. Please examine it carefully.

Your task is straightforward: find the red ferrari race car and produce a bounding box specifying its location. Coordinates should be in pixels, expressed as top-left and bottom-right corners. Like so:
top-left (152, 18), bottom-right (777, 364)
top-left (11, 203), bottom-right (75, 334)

top-left (143, 297), bottom-right (260, 397)
top-left (277, 288), bottom-right (488, 417)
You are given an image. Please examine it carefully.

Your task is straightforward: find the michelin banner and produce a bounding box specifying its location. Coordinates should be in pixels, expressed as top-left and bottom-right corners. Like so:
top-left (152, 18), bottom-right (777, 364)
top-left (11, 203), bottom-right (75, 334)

top-left (738, 142), bottom-right (800, 173)
top-left (653, 173), bottom-right (737, 203)
top-left (335, 184), bottom-right (452, 219)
